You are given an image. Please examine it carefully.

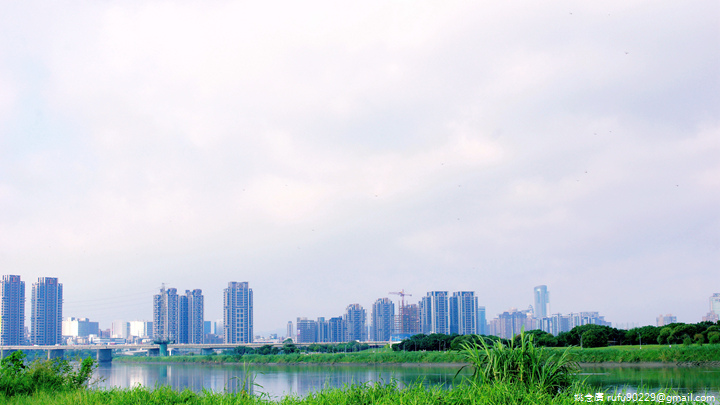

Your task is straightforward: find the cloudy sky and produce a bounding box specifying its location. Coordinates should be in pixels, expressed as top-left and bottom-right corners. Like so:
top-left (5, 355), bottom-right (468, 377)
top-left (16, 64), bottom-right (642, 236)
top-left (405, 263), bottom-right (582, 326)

top-left (1, 1), bottom-right (718, 335)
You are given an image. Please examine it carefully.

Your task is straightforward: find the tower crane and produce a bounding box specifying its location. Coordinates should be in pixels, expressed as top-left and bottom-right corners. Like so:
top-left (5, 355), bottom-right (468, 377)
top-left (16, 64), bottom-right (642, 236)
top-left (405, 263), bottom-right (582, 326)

top-left (389, 289), bottom-right (412, 335)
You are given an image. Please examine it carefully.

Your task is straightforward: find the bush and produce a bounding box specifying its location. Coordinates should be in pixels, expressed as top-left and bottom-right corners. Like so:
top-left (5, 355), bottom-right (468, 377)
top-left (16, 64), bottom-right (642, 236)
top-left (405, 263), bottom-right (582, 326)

top-left (0, 351), bottom-right (96, 397)
top-left (708, 332), bottom-right (720, 344)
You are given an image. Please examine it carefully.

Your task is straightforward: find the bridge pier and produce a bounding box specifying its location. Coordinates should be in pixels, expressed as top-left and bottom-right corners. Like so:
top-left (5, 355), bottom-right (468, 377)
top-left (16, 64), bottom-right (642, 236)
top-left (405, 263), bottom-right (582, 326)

top-left (97, 348), bottom-right (113, 363)
top-left (159, 343), bottom-right (168, 357)
top-left (147, 348), bottom-right (159, 357)
top-left (201, 348), bottom-right (214, 355)
top-left (47, 349), bottom-right (64, 361)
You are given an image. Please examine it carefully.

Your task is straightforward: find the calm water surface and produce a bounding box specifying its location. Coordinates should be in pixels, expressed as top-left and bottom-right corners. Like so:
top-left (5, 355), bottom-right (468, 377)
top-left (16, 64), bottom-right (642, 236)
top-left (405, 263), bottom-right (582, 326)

top-left (95, 363), bottom-right (720, 399)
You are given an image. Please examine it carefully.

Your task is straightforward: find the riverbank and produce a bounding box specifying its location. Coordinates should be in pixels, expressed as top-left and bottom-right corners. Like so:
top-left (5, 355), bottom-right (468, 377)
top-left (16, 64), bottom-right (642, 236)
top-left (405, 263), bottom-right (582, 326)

top-left (3, 382), bottom-right (712, 405)
top-left (558, 344), bottom-right (720, 364)
top-left (114, 350), bottom-right (468, 365)
top-left (113, 344), bottom-right (720, 366)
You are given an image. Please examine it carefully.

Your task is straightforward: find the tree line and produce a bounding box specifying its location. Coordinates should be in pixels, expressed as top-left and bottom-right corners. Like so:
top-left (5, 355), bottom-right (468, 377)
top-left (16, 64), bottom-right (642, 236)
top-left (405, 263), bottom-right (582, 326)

top-left (391, 321), bottom-right (720, 351)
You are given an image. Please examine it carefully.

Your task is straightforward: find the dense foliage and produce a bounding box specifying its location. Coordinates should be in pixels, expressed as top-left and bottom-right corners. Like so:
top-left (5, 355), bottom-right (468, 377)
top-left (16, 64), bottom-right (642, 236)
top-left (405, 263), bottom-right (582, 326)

top-left (0, 351), bottom-right (95, 397)
top-left (391, 321), bottom-right (720, 351)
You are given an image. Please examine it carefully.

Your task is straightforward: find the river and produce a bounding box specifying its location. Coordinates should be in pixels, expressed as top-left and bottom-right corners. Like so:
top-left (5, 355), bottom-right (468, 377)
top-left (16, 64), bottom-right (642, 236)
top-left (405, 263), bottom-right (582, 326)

top-left (94, 362), bottom-right (720, 400)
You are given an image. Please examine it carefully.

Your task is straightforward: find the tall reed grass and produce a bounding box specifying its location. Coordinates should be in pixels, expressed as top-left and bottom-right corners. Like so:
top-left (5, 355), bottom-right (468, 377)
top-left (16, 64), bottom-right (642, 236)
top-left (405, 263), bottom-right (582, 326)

top-left (457, 330), bottom-right (578, 394)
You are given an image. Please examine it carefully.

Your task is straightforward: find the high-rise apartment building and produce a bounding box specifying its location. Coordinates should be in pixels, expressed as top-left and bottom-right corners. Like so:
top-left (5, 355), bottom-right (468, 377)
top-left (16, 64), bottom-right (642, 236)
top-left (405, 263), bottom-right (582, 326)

top-left (449, 291), bottom-right (477, 335)
top-left (186, 289), bottom-right (204, 344)
top-left (344, 303), bottom-right (367, 342)
top-left (153, 286), bottom-right (179, 342)
top-left (1, 275), bottom-right (25, 345)
top-left (296, 317), bottom-right (317, 343)
top-left (371, 298), bottom-right (395, 341)
top-left (477, 306), bottom-right (487, 335)
top-left (534, 285), bottom-right (549, 319)
top-left (328, 316), bottom-right (345, 342)
top-left (703, 293), bottom-right (720, 322)
top-left (31, 277), bottom-right (63, 345)
top-left (317, 317), bottom-right (330, 343)
top-left (420, 291), bottom-right (449, 335)
top-left (223, 281), bottom-right (253, 344)
top-left (286, 321), bottom-right (294, 342)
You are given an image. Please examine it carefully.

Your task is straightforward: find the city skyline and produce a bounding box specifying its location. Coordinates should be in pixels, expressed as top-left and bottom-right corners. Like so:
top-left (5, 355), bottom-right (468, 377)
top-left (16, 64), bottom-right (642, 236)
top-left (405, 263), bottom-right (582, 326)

top-left (0, 1), bottom-right (718, 336)
top-left (2, 273), bottom-right (719, 343)
top-left (2, 272), bottom-right (719, 337)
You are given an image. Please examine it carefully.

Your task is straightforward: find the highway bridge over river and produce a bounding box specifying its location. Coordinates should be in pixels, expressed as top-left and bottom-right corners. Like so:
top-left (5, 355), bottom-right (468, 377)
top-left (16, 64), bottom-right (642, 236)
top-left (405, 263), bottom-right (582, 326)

top-left (0, 341), bottom-right (391, 363)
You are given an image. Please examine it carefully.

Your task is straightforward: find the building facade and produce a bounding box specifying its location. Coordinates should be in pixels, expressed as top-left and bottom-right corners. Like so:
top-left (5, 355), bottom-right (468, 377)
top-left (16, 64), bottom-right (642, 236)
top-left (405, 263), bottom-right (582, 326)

top-left (328, 316), bottom-right (345, 342)
top-left (656, 314), bottom-right (677, 327)
top-left (1, 275), bottom-right (25, 345)
top-left (296, 317), bottom-right (317, 343)
top-left (153, 286), bottom-right (179, 342)
top-left (31, 277), bottom-right (63, 345)
top-left (344, 303), bottom-right (367, 342)
top-left (477, 306), bottom-right (487, 335)
top-left (371, 298), bottom-right (395, 342)
top-left (420, 291), bottom-right (449, 335)
top-left (186, 289), bottom-right (204, 344)
top-left (533, 285), bottom-right (549, 319)
top-left (449, 291), bottom-right (477, 335)
top-left (62, 317), bottom-right (100, 338)
top-left (223, 281), bottom-right (253, 344)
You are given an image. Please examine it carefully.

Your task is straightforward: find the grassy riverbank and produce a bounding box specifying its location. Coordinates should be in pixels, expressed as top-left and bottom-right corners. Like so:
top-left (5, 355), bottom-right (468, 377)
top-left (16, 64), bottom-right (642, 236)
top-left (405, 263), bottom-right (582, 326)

top-left (114, 350), bottom-right (467, 365)
top-left (3, 334), bottom-right (717, 405)
top-left (5, 381), bottom-right (712, 405)
top-left (113, 344), bottom-right (720, 365)
top-left (557, 344), bottom-right (720, 364)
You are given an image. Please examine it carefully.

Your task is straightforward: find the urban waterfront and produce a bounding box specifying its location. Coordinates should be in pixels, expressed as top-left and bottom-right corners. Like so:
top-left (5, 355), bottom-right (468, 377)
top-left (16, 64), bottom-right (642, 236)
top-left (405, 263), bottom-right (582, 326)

top-left (93, 363), bottom-right (720, 400)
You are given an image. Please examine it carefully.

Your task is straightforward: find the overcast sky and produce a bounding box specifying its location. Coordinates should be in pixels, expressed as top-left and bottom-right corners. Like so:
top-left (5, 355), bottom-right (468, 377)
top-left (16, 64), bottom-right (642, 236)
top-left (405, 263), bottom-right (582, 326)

top-left (1, 1), bottom-right (718, 336)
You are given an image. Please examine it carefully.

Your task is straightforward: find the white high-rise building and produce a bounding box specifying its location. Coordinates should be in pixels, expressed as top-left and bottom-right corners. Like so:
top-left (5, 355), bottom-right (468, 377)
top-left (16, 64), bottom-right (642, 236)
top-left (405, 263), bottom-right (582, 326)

top-left (223, 282), bottom-right (253, 343)
top-left (533, 285), bottom-right (549, 319)
top-left (420, 291), bottom-right (449, 335)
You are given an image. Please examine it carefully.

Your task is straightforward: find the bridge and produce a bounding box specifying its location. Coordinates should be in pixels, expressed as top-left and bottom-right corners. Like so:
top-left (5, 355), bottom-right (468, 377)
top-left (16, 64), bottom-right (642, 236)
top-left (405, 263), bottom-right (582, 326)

top-left (0, 341), bottom-right (392, 363)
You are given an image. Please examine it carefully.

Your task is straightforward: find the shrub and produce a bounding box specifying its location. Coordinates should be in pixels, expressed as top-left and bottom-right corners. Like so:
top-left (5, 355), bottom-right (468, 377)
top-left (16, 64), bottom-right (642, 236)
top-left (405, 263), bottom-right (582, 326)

top-left (0, 352), bottom-right (96, 397)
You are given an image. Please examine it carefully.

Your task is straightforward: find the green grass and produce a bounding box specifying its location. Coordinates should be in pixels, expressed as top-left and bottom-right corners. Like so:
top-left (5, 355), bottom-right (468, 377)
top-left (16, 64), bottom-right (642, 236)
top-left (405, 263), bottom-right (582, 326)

top-left (3, 381), bottom-right (706, 405)
top-left (555, 344), bottom-right (720, 363)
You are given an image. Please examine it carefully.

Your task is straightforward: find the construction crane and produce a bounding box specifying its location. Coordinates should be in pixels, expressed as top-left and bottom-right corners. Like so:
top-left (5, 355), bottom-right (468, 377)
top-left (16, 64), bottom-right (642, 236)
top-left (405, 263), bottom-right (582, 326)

top-left (389, 289), bottom-right (412, 335)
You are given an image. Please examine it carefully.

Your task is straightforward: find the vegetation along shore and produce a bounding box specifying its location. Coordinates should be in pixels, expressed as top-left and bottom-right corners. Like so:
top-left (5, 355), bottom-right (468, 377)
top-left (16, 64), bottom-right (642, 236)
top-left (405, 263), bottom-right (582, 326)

top-left (4, 331), bottom-right (716, 404)
top-left (113, 322), bottom-right (720, 365)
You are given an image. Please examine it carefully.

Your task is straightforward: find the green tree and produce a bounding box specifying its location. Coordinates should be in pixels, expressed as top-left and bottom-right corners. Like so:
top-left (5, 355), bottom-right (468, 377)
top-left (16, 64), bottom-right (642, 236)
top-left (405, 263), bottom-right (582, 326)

top-left (581, 329), bottom-right (608, 348)
top-left (657, 327), bottom-right (672, 344)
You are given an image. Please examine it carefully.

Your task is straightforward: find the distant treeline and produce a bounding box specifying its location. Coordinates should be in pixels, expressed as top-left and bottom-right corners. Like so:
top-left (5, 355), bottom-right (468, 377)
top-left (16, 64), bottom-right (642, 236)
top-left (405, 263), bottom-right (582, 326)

top-left (392, 321), bottom-right (720, 351)
top-left (223, 340), bottom-right (372, 356)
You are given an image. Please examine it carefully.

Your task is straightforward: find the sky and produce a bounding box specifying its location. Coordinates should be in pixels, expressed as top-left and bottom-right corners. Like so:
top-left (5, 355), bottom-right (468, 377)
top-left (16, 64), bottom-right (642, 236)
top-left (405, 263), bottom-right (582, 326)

top-left (0, 0), bottom-right (718, 336)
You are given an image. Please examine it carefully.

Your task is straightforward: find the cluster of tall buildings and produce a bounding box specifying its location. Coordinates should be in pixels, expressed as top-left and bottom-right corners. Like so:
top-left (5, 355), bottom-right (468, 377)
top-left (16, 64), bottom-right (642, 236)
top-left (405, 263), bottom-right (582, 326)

top-left (0, 275), bottom-right (63, 345)
top-left (152, 285), bottom-right (204, 344)
top-left (289, 291), bottom-right (487, 343)
top-left (151, 281), bottom-right (253, 345)
top-left (702, 293), bottom-right (720, 323)
top-left (486, 285), bottom-right (611, 339)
